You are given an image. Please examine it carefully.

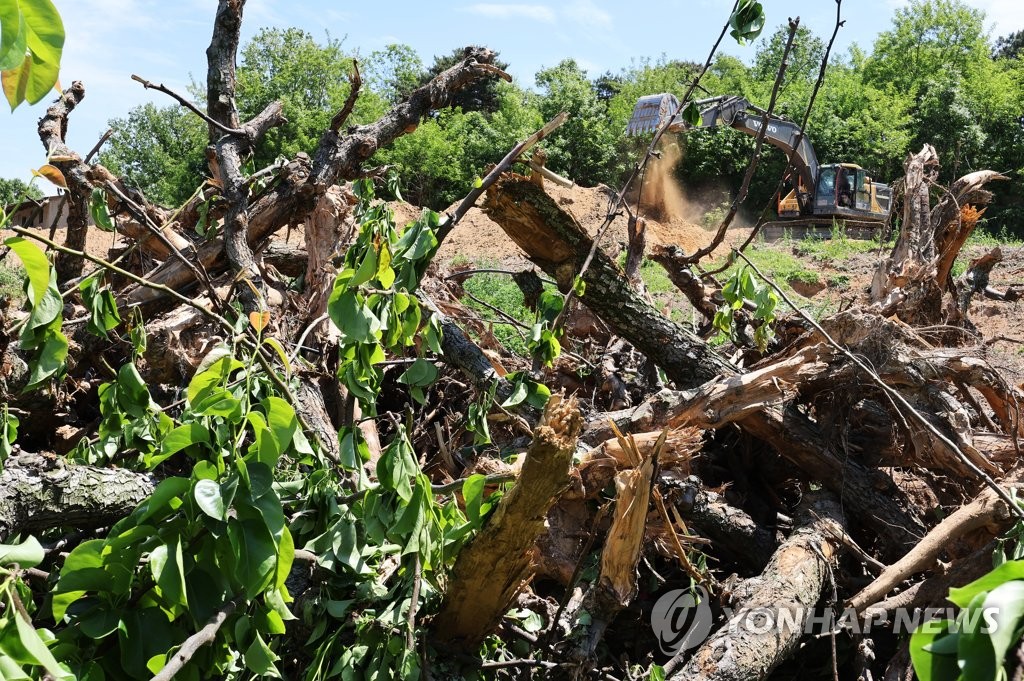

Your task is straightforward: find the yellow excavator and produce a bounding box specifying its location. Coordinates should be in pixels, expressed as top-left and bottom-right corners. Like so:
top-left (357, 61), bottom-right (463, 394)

top-left (628, 93), bottom-right (892, 237)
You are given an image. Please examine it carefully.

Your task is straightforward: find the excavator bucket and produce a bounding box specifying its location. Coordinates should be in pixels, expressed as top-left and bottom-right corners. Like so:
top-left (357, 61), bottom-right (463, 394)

top-left (626, 93), bottom-right (680, 135)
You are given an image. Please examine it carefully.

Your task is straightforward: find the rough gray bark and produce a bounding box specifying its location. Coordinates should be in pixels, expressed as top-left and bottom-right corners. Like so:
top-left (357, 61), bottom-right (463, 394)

top-left (206, 0), bottom-right (287, 313)
top-left (0, 453), bottom-right (155, 539)
top-left (666, 494), bottom-right (843, 681)
top-left (37, 82), bottom-right (92, 284)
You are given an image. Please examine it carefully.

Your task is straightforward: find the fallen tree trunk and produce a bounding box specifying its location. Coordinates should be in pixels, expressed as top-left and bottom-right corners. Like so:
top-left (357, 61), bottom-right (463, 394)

top-left (665, 493), bottom-right (843, 681)
top-left (0, 453), bottom-right (155, 539)
top-left (482, 177), bottom-right (926, 554)
top-left (431, 394), bottom-right (582, 651)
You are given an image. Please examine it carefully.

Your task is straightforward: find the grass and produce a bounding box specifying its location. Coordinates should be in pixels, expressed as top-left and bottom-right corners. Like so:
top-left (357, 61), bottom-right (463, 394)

top-left (0, 259), bottom-right (25, 307)
top-left (459, 262), bottom-right (535, 356)
top-left (711, 247), bottom-right (821, 299)
top-left (791, 223), bottom-right (892, 263)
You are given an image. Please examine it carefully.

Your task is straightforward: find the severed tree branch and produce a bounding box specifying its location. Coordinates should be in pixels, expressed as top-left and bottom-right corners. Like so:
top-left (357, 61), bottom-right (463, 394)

top-left (121, 46), bottom-right (506, 309)
top-left (330, 59), bottom-right (362, 132)
top-left (150, 595), bottom-right (245, 681)
top-left (131, 74), bottom-right (245, 136)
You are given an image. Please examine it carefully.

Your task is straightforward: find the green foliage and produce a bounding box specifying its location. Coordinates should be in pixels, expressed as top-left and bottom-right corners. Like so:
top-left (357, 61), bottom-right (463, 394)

top-left (377, 81), bottom-right (543, 208)
top-left (729, 0), bottom-right (766, 45)
top-left (327, 178), bottom-right (442, 418)
top-left (0, 0), bottom-right (64, 110)
top-left (713, 265), bottom-right (779, 352)
top-left (460, 266), bottom-right (534, 355)
top-left (4, 236), bottom-right (67, 391)
top-left (236, 28), bottom-right (386, 170)
top-left (99, 103), bottom-right (208, 207)
top-left (0, 177), bottom-right (42, 205)
top-left (910, 560), bottom-right (1024, 681)
top-left (535, 59), bottom-right (619, 187)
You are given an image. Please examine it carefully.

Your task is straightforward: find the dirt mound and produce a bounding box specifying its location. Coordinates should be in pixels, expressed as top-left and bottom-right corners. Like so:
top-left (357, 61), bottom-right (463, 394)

top-left (433, 181), bottom-right (725, 264)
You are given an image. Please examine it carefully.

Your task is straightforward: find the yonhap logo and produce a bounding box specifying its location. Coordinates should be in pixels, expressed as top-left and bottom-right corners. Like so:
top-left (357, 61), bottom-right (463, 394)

top-left (650, 586), bottom-right (713, 655)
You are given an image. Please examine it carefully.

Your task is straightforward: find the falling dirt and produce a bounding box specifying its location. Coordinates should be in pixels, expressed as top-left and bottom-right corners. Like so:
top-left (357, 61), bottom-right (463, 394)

top-left (432, 178), bottom-right (736, 264)
top-left (638, 134), bottom-right (690, 224)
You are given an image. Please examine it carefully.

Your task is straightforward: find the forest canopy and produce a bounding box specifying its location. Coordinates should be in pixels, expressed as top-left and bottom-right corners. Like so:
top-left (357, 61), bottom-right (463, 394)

top-left (93, 0), bottom-right (1024, 234)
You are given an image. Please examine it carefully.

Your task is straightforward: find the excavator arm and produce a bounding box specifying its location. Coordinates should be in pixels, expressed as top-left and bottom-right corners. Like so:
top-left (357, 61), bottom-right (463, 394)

top-left (627, 93), bottom-right (819, 197)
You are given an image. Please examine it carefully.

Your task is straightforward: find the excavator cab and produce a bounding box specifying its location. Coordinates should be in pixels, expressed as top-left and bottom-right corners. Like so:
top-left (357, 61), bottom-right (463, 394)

top-left (813, 164), bottom-right (891, 221)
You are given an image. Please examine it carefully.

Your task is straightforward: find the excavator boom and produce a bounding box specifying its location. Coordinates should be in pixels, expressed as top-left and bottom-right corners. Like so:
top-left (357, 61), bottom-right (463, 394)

top-left (627, 93), bottom-right (818, 193)
top-left (626, 93), bottom-right (892, 232)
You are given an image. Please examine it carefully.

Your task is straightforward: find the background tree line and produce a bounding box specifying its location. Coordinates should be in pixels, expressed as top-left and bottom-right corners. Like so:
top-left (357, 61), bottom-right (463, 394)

top-left (94, 0), bottom-right (1024, 235)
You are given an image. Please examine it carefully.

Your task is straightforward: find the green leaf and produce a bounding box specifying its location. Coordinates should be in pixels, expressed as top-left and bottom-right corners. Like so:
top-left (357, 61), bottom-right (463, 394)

top-left (729, 0), bottom-right (765, 45)
top-left (116, 363), bottom-right (153, 418)
top-left (23, 328), bottom-right (66, 389)
top-left (227, 518), bottom-right (277, 598)
top-left (463, 474), bottom-right (486, 525)
top-left (377, 242), bottom-right (395, 289)
top-left (681, 101), bottom-right (700, 127)
top-left (261, 396), bottom-right (297, 459)
top-left (13, 613), bottom-right (71, 679)
top-left (349, 245), bottom-right (378, 288)
top-left (397, 358), bottom-right (437, 388)
top-left (328, 290), bottom-right (380, 344)
top-left (134, 477), bottom-right (190, 525)
top-left (4, 237), bottom-right (49, 308)
top-left (152, 423), bottom-right (210, 467)
top-left (957, 590), bottom-right (998, 680)
top-left (2, 50), bottom-right (58, 109)
top-left (0, 404), bottom-right (18, 461)
top-left (424, 314), bottom-right (443, 354)
top-left (194, 478), bottom-right (226, 520)
top-left (949, 560), bottom-right (1024, 608)
top-left (149, 535), bottom-right (187, 608)
top-left (0, 536), bottom-right (43, 567)
top-left (500, 379), bottom-right (528, 408)
top-left (244, 632), bottom-right (281, 678)
top-left (0, 0), bottom-right (27, 71)
top-left (983, 579), bottom-right (1024, 674)
top-left (79, 274), bottom-right (121, 338)
top-left (19, 0), bottom-right (63, 67)
top-left (910, 619), bottom-right (960, 681)
top-left (572, 275), bottom-right (586, 296)
top-left (89, 188), bottom-right (115, 231)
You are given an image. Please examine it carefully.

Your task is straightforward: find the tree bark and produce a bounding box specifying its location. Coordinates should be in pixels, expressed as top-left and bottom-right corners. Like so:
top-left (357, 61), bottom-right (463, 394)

top-left (431, 394), bottom-right (582, 651)
top-left (666, 494), bottom-right (843, 681)
top-left (0, 453), bottom-right (155, 539)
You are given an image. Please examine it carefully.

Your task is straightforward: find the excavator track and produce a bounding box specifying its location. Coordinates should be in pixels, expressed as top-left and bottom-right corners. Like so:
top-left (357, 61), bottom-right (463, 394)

top-left (760, 218), bottom-right (887, 241)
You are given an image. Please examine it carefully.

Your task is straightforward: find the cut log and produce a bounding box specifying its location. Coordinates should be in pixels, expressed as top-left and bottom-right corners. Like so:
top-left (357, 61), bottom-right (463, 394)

top-left (665, 493), bottom-right (843, 681)
top-left (0, 452), bottom-right (155, 539)
top-left (431, 394), bottom-right (582, 651)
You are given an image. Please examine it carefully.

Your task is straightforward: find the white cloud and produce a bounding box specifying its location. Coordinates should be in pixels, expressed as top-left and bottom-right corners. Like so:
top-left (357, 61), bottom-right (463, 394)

top-left (562, 0), bottom-right (612, 30)
top-left (463, 3), bottom-right (557, 23)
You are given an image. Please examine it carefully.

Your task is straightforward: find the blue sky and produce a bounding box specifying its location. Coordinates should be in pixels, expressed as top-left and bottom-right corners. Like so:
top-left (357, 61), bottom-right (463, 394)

top-left (1, 0), bottom-right (1021, 184)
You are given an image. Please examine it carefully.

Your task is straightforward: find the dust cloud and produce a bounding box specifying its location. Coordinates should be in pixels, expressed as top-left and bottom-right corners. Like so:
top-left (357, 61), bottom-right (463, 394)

top-left (638, 134), bottom-right (692, 223)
